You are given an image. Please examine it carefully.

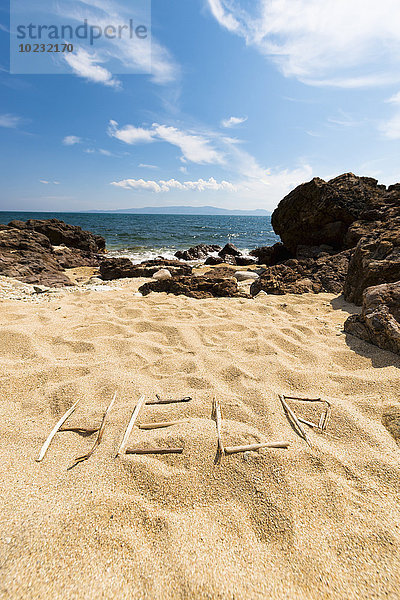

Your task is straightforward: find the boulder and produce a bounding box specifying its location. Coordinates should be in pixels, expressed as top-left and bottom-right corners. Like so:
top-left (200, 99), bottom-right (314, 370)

top-left (0, 228), bottom-right (73, 287)
top-left (234, 271), bottom-right (259, 282)
top-left (175, 244), bottom-right (221, 261)
top-left (153, 269), bottom-right (172, 281)
top-left (250, 242), bottom-right (292, 266)
top-left (203, 267), bottom-right (236, 279)
top-left (139, 276), bottom-right (243, 299)
top-left (343, 204), bottom-right (400, 304)
top-left (271, 173), bottom-right (385, 253)
top-left (9, 218), bottom-right (106, 253)
top-left (344, 282), bottom-right (400, 355)
top-left (219, 243), bottom-right (242, 258)
top-left (99, 258), bottom-right (192, 280)
top-left (204, 256), bottom-right (224, 266)
top-left (235, 256), bottom-right (257, 266)
top-left (250, 251), bottom-right (351, 296)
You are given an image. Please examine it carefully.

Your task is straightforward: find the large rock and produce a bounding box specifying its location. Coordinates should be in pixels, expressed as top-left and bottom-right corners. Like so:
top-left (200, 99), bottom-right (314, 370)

top-left (344, 282), bottom-right (400, 355)
top-left (99, 258), bottom-right (192, 280)
top-left (9, 219), bottom-right (106, 253)
top-left (271, 173), bottom-right (385, 253)
top-left (0, 228), bottom-right (73, 287)
top-left (175, 244), bottom-right (221, 261)
top-left (250, 243), bottom-right (292, 266)
top-left (139, 276), bottom-right (242, 299)
top-left (343, 194), bottom-right (400, 304)
top-left (250, 251), bottom-right (351, 296)
top-left (218, 243), bottom-right (242, 258)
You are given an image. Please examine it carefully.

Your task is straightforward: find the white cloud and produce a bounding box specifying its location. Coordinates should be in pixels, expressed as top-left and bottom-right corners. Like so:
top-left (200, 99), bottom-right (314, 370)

top-left (221, 116), bottom-right (247, 128)
top-left (206, 0), bottom-right (400, 88)
top-left (65, 48), bottom-right (121, 88)
top-left (111, 177), bottom-right (237, 193)
top-left (0, 114), bottom-right (21, 128)
top-left (39, 180), bottom-right (60, 185)
top-left (138, 163), bottom-right (159, 169)
top-left (63, 135), bottom-right (82, 146)
top-left (381, 91), bottom-right (400, 139)
top-left (108, 120), bottom-right (225, 164)
top-left (58, 0), bottom-right (178, 85)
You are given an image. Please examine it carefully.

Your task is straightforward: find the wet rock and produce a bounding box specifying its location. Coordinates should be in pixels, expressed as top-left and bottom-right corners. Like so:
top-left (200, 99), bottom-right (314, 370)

top-left (204, 256), bottom-right (224, 266)
top-left (344, 281), bottom-right (400, 355)
top-left (99, 258), bottom-right (192, 280)
top-left (250, 242), bottom-right (292, 266)
top-left (139, 276), bottom-right (243, 299)
top-left (219, 243), bottom-right (242, 258)
top-left (175, 244), bottom-right (221, 261)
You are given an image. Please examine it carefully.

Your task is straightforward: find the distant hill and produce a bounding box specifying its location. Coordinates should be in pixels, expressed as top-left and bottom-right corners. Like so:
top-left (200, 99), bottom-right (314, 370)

top-left (88, 205), bottom-right (271, 216)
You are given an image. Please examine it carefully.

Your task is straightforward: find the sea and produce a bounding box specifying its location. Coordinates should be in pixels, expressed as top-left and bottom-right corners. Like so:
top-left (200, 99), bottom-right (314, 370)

top-left (0, 212), bottom-right (279, 263)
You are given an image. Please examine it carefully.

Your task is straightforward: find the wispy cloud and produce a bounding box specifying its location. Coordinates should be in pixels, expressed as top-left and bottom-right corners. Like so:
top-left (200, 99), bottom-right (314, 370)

top-left (221, 116), bottom-right (247, 128)
top-left (108, 120), bottom-right (225, 164)
top-left (138, 163), bottom-right (159, 169)
top-left (381, 91), bottom-right (400, 139)
top-left (0, 113), bottom-right (21, 128)
top-left (39, 180), bottom-right (60, 185)
top-left (63, 135), bottom-right (82, 146)
top-left (111, 177), bottom-right (237, 193)
top-left (65, 48), bottom-right (121, 88)
top-left (206, 0), bottom-right (400, 88)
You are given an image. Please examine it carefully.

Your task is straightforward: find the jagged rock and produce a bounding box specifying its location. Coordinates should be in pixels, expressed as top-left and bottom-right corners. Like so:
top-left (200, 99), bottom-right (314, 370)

top-left (153, 269), bottom-right (172, 281)
top-left (9, 218), bottom-right (106, 253)
top-left (344, 282), bottom-right (400, 355)
top-left (0, 228), bottom-right (73, 287)
top-left (139, 276), bottom-right (242, 299)
top-left (250, 251), bottom-right (351, 296)
top-left (219, 243), bottom-right (242, 258)
top-left (204, 256), bottom-right (224, 266)
top-left (250, 243), bottom-right (292, 266)
top-left (343, 199), bottom-right (400, 304)
top-left (175, 244), bottom-right (221, 261)
top-left (99, 258), bottom-right (192, 280)
top-left (271, 173), bottom-right (385, 253)
top-left (235, 256), bottom-right (257, 266)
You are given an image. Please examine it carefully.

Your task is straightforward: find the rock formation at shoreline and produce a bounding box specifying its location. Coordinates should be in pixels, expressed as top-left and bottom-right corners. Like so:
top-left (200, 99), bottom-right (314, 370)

top-left (99, 258), bottom-right (192, 280)
top-left (344, 282), bottom-right (400, 355)
top-left (139, 275), bottom-right (243, 299)
top-left (0, 219), bottom-right (105, 287)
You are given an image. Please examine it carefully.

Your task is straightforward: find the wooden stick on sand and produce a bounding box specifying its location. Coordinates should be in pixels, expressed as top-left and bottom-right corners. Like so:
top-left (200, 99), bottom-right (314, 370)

top-left (279, 395), bottom-right (311, 447)
top-left (115, 395), bottom-right (146, 457)
top-left (139, 420), bottom-right (188, 430)
top-left (224, 441), bottom-right (290, 455)
top-left (212, 398), bottom-right (225, 464)
top-left (146, 395), bottom-right (192, 405)
top-left (36, 400), bottom-right (80, 462)
top-left (125, 447), bottom-right (184, 455)
top-left (69, 392), bottom-right (117, 469)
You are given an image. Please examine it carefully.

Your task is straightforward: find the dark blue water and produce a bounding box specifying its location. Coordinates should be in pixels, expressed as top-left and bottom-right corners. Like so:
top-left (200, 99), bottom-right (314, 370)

top-left (0, 212), bottom-right (279, 262)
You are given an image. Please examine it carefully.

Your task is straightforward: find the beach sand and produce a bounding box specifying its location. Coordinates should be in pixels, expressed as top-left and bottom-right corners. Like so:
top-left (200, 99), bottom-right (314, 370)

top-left (0, 278), bottom-right (399, 599)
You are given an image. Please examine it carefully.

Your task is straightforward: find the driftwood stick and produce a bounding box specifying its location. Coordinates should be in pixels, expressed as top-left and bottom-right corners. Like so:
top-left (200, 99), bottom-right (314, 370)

top-left (115, 395), bottom-right (146, 457)
top-left (125, 447), bottom-right (184, 455)
top-left (146, 395), bottom-right (192, 405)
top-left (284, 395), bottom-right (332, 433)
top-left (212, 398), bottom-right (225, 464)
top-left (298, 417), bottom-right (320, 430)
top-left (69, 392), bottom-right (117, 469)
top-left (284, 396), bottom-right (322, 402)
top-left (59, 426), bottom-right (100, 435)
top-left (139, 420), bottom-right (188, 430)
top-left (280, 395), bottom-right (311, 447)
top-left (225, 442), bottom-right (290, 455)
top-left (36, 400), bottom-right (80, 462)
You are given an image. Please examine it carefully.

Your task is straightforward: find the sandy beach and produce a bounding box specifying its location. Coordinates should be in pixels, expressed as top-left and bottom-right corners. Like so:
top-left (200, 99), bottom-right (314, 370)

top-left (0, 277), bottom-right (399, 599)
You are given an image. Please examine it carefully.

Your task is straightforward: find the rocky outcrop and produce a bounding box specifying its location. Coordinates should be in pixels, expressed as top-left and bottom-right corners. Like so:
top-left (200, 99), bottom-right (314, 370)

top-left (9, 219), bottom-right (105, 253)
top-left (218, 243), bottom-right (241, 258)
top-left (271, 173), bottom-right (385, 253)
top-left (343, 194), bottom-right (400, 304)
top-left (344, 282), bottom-right (400, 355)
top-left (0, 219), bottom-right (106, 287)
top-left (139, 276), bottom-right (243, 299)
top-left (0, 228), bottom-right (73, 287)
top-left (175, 244), bottom-right (221, 261)
top-left (99, 258), bottom-right (192, 280)
top-left (250, 251), bottom-right (351, 296)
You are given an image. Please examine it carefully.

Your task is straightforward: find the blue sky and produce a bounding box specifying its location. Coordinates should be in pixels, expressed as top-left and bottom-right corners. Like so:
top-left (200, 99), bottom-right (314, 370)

top-left (1, 0), bottom-right (400, 211)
